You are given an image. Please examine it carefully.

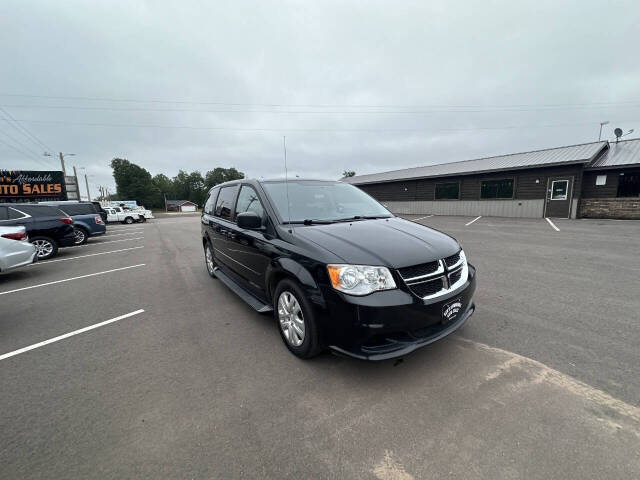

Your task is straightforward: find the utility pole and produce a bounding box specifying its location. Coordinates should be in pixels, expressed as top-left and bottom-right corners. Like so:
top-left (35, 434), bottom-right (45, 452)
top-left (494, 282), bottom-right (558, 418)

top-left (84, 174), bottom-right (91, 201)
top-left (73, 166), bottom-right (80, 201)
top-left (59, 152), bottom-right (67, 176)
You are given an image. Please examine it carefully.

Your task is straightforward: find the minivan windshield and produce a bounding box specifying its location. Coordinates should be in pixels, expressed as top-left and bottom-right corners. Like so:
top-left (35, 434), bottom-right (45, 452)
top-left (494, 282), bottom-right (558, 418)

top-left (262, 180), bottom-right (392, 223)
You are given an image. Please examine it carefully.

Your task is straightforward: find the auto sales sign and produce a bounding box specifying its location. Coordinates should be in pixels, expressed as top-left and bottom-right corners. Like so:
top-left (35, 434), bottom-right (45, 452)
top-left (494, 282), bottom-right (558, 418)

top-left (0, 170), bottom-right (67, 200)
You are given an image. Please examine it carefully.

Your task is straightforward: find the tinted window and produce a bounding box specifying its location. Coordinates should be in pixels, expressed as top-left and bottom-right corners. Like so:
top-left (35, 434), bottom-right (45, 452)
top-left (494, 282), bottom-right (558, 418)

top-left (262, 181), bottom-right (391, 223)
top-left (235, 186), bottom-right (265, 221)
top-left (204, 188), bottom-right (219, 215)
top-left (481, 179), bottom-right (514, 199)
top-left (14, 205), bottom-right (65, 217)
top-left (0, 207), bottom-right (7, 220)
top-left (435, 182), bottom-right (460, 200)
top-left (214, 185), bottom-right (239, 219)
top-left (59, 204), bottom-right (96, 216)
top-left (8, 208), bottom-right (25, 219)
top-left (617, 173), bottom-right (640, 197)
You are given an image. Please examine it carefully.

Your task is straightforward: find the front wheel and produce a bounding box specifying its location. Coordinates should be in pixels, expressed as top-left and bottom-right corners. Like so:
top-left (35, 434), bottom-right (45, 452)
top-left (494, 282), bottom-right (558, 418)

top-left (274, 279), bottom-right (322, 359)
top-left (123, 216), bottom-right (134, 224)
top-left (30, 236), bottom-right (59, 260)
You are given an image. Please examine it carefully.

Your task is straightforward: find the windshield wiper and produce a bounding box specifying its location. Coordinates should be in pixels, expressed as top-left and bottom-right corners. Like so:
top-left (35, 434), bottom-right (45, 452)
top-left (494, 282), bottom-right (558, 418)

top-left (281, 219), bottom-right (335, 225)
top-left (333, 215), bottom-right (392, 222)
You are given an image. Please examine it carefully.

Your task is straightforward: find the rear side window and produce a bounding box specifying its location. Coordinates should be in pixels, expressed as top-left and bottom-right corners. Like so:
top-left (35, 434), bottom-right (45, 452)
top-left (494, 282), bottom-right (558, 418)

top-left (215, 185), bottom-right (239, 219)
top-left (204, 188), bottom-right (219, 215)
top-left (8, 208), bottom-right (26, 219)
top-left (13, 205), bottom-right (65, 217)
top-left (59, 204), bottom-right (96, 216)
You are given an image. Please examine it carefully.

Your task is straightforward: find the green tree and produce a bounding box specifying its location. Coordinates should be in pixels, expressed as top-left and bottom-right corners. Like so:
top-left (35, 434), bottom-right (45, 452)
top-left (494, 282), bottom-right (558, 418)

top-left (151, 174), bottom-right (175, 208)
top-left (111, 158), bottom-right (160, 208)
top-left (342, 170), bottom-right (356, 178)
top-left (172, 170), bottom-right (207, 206)
top-left (205, 167), bottom-right (245, 189)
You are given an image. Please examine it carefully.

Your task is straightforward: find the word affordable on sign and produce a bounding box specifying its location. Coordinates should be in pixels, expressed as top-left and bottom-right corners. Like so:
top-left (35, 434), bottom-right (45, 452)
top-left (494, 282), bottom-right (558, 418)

top-left (0, 170), bottom-right (67, 200)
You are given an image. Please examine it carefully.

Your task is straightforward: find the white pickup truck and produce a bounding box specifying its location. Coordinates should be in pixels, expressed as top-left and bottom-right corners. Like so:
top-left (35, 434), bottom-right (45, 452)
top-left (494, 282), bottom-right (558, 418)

top-left (104, 207), bottom-right (140, 224)
top-left (128, 206), bottom-right (154, 223)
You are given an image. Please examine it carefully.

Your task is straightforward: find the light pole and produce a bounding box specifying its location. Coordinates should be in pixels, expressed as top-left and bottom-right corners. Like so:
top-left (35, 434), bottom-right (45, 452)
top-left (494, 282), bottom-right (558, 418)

top-left (44, 152), bottom-right (75, 176)
top-left (598, 121), bottom-right (609, 142)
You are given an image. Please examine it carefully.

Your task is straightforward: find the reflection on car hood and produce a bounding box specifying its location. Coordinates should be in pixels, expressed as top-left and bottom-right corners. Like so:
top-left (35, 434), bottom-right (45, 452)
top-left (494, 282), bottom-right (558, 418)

top-left (293, 217), bottom-right (460, 268)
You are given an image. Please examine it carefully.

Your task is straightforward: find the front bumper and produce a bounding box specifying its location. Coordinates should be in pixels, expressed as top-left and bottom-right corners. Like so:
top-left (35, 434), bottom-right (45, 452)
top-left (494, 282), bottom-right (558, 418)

top-left (323, 265), bottom-right (477, 360)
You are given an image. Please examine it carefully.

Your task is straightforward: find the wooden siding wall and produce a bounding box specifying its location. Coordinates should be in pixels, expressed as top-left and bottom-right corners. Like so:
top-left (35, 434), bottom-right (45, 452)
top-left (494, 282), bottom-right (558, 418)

top-left (581, 168), bottom-right (640, 198)
top-left (358, 165), bottom-right (584, 202)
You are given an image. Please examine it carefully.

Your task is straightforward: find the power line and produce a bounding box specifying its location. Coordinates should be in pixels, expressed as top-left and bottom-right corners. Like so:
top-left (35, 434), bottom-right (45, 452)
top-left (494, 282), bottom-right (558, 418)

top-left (2, 103), bottom-right (640, 115)
top-left (1, 92), bottom-right (639, 110)
top-left (12, 117), bottom-right (639, 133)
top-left (0, 132), bottom-right (53, 169)
top-left (0, 126), bottom-right (45, 159)
top-left (0, 106), bottom-right (55, 153)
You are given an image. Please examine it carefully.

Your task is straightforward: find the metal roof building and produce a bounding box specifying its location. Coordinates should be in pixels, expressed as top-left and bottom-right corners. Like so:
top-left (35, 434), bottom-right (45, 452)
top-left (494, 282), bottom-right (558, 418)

top-left (347, 139), bottom-right (640, 220)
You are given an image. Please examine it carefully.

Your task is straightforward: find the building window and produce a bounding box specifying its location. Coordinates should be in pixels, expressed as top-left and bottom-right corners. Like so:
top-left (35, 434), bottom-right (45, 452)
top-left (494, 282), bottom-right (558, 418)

top-left (550, 180), bottom-right (569, 200)
top-left (595, 175), bottom-right (607, 186)
top-left (480, 179), bottom-right (514, 199)
top-left (434, 182), bottom-right (460, 200)
top-left (617, 173), bottom-right (640, 197)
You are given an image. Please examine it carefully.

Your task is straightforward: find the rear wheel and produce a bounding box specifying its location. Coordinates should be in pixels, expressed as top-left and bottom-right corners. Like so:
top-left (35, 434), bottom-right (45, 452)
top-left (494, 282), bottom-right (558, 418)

top-left (204, 241), bottom-right (217, 278)
top-left (274, 279), bottom-right (322, 359)
top-left (30, 237), bottom-right (58, 260)
top-left (138, 216), bottom-right (147, 223)
top-left (73, 227), bottom-right (88, 245)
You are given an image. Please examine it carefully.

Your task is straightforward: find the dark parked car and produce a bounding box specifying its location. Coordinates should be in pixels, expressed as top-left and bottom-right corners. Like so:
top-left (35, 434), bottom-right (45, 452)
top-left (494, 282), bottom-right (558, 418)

top-left (201, 179), bottom-right (476, 360)
top-left (0, 203), bottom-right (76, 260)
top-left (40, 201), bottom-right (106, 245)
top-left (91, 201), bottom-right (108, 223)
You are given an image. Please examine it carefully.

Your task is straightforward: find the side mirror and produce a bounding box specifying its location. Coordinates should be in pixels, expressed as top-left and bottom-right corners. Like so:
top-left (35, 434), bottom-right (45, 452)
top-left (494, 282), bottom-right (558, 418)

top-left (236, 211), bottom-right (262, 230)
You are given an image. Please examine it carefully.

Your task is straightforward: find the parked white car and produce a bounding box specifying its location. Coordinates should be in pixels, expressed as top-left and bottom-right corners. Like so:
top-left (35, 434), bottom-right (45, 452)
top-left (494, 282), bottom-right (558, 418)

top-left (128, 206), bottom-right (154, 223)
top-left (104, 207), bottom-right (140, 224)
top-left (0, 226), bottom-right (37, 272)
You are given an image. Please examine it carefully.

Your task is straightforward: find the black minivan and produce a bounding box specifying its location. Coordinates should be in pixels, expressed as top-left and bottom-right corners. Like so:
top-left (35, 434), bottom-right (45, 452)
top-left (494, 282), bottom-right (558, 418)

top-left (201, 179), bottom-right (476, 360)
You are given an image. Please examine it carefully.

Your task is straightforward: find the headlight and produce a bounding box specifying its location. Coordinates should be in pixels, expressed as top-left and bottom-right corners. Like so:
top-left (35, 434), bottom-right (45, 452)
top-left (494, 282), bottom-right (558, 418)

top-left (327, 264), bottom-right (397, 295)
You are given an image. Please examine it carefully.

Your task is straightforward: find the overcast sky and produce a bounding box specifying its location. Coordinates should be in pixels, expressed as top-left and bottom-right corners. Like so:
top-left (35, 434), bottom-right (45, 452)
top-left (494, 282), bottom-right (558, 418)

top-left (1, 0), bottom-right (639, 197)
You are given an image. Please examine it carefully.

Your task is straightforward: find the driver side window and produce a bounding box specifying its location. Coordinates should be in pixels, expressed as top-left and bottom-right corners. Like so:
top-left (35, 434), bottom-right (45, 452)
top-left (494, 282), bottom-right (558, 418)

top-left (235, 185), bottom-right (265, 222)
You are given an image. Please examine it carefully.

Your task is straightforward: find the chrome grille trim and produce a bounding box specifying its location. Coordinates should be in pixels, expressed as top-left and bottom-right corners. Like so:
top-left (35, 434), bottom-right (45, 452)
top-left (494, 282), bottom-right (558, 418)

top-left (398, 250), bottom-right (468, 300)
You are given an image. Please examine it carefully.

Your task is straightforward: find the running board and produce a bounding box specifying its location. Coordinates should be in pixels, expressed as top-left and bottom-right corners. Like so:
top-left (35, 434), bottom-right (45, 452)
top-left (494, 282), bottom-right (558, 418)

top-left (212, 267), bottom-right (273, 313)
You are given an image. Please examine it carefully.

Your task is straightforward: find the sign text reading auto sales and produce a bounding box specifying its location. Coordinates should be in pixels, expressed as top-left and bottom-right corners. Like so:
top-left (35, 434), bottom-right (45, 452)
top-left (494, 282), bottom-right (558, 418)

top-left (0, 170), bottom-right (66, 200)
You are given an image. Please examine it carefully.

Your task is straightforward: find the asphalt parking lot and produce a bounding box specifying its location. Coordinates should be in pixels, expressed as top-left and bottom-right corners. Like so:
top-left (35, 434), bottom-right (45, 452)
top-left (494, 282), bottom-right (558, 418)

top-left (1, 215), bottom-right (639, 479)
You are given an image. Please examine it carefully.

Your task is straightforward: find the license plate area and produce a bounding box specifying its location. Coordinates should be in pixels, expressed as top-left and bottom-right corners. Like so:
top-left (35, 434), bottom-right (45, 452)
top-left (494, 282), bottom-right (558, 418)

top-left (442, 298), bottom-right (463, 324)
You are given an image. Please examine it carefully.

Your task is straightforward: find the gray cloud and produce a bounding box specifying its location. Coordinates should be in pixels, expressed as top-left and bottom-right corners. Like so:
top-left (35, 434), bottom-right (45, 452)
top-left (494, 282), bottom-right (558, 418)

top-left (1, 0), bottom-right (639, 197)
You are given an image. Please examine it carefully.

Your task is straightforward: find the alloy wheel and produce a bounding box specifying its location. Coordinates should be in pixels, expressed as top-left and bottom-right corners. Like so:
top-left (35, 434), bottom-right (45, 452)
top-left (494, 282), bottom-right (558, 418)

top-left (205, 245), bottom-right (215, 274)
top-left (73, 228), bottom-right (86, 245)
top-left (277, 291), bottom-right (306, 347)
top-left (33, 239), bottom-right (54, 259)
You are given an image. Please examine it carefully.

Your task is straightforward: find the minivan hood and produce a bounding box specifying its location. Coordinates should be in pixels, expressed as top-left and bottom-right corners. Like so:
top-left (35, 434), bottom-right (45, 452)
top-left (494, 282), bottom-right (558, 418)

top-left (292, 217), bottom-right (460, 268)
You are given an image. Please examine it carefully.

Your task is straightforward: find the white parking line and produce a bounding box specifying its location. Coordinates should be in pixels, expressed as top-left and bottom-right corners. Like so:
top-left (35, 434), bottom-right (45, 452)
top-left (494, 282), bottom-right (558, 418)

top-left (545, 217), bottom-right (560, 231)
top-left (29, 247), bottom-right (145, 266)
top-left (104, 231), bottom-right (144, 237)
top-left (465, 216), bottom-right (482, 226)
top-left (0, 309), bottom-right (145, 361)
top-left (0, 264), bottom-right (146, 296)
top-left (412, 215), bottom-right (434, 221)
top-left (74, 237), bottom-right (144, 247)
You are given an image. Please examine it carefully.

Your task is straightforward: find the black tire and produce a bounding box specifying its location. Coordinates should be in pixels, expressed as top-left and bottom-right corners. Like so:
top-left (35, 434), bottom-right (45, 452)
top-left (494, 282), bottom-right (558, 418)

top-left (30, 236), bottom-right (59, 260)
top-left (137, 216), bottom-right (146, 223)
top-left (124, 216), bottom-right (134, 224)
top-left (273, 278), bottom-right (322, 359)
top-left (204, 241), bottom-right (217, 278)
top-left (72, 227), bottom-right (89, 245)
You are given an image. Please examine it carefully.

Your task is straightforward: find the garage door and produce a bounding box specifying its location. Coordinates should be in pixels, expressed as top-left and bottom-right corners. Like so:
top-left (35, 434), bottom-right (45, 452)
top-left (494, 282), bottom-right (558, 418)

top-left (181, 205), bottom-right (196, 212)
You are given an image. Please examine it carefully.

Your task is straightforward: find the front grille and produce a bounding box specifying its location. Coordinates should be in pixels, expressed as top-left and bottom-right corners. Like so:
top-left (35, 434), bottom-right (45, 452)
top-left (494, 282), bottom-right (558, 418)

top-left (449, 269), bottom-right (462, 285)
top-left (407, 278), bottom-right (444, 297)
top-left (444, 252), bottom-right (461, 268)
top-left (398, 261), bottom-right (439, 280)
top-left (397, 250), bottom-right (467, 299)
